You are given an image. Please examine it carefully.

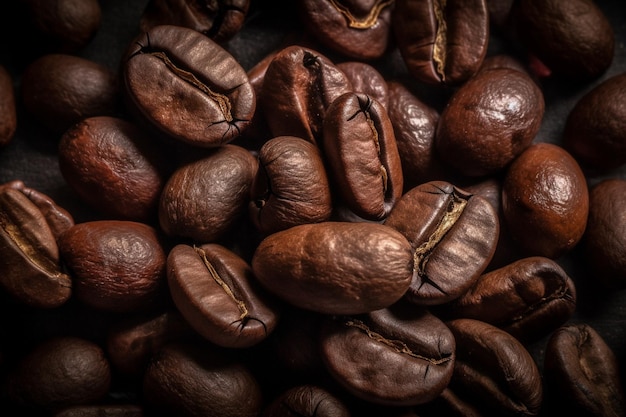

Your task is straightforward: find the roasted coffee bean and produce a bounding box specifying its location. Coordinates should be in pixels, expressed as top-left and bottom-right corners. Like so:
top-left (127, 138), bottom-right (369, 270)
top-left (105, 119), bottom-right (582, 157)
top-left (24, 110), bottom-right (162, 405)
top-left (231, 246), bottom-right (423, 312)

top-left (249, 136), bottom-right (333, 235)
top-left (252, 221), bottom-right (413, 315)
top-left (446, 318), bottom-right (543, 417)
top-left (386, 80), bottom-right (445, 191)
top-left (140, 0), bottom-right (250, 43)
top-left (502, 142), bottom-right (588, 259)
top-left (123, 24), bottom-right (255, 147)
top-left (513, 0), bottom-right (614, 81)
top-left (0, 186), bottom-right (72, 309)
top-left (263, 384), bottom-right (351, 417)
top-left (440, 256), bottom-right (577, 342)
top-left (563, 72), bottom-right (626, 172)
top-left (54, 405), bottom-right (144, 417)
top-left (0, 65), bottom-right (16, 147)
top-left (142, 342), bottom-right (263, 417)
top-left (436, 67), bottom-right (545, 177)
top-left (393, 0), bottom-right (489, 86)
top-left (320, 302), bottom-right (455, 406)
top-left (167, 243), bottom-right (280, 348)
top-left (58, 116), bottom-right (168, 223)
top-left (21, 54), bottom-right (119, 134)
top-left (158, 144), bottom-right (257, 243)
top-left (384, 181), bottom-right (499, 305)
top-left (261, 45), bottom-right (353, 146)
top-left (583, 178), bottom-right (626, 289)
top-left (3, 336), bottom-right (111, 413)
top-left (298, 0), bottom-right (394, 60)
top-left (323, 92), bottom-right (403, 220)
top-left (337, 61), bottom-right (389, 108)
top-left (544, 323), bottom-right (626, 417)
top-left (416, 387), bottom-right (484, 417)
top-left (58, 220), bottom-right (167, 313)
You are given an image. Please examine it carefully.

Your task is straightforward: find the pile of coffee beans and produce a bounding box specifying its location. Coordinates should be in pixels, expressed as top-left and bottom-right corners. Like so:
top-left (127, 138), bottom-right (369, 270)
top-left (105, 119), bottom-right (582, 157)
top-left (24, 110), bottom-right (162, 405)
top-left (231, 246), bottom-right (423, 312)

top-left (0, 0), bottom-right (625, 416)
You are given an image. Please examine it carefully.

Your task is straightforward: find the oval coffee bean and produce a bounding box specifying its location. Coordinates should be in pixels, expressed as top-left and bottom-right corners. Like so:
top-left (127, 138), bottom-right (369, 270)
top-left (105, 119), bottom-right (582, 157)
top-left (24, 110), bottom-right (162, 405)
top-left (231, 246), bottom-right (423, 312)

top-left (544, 323), bottom-right (626, 417)
top-left (320, 303), bottom-right (455, 406)
top-left (251, 221), bottom-right (414, 315)
top-left (502, 142), bottom-right (588, 259)
top-left (263, 384), bottom-right (351, 417)
top-left (440, 256), bottom-right (577, 342)
top-left (123, 24), bottom-right (255, 147)
top-left (0, 65), bottom-right (16, 147)
top-left (446, 318), bottom-right (543, 417)
top-left (393, 0), bottom-right (489, 86)
top-left (337, 61), bottom-right (389, 109)
top-left (167, 243), bottom-right (280, 348)
top-left (58, 220), bottom-right (167, 313)
top-left (323, 92), bottom-right (403, 220)
top-left (435, 67), bottom-right (544, 177)
top-left (384, 181), bottom-right (499, 305)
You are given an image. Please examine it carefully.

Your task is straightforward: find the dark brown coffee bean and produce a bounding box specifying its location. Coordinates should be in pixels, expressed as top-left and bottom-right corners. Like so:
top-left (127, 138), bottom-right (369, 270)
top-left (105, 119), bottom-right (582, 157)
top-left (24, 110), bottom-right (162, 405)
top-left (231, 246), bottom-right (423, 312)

top-left (140, 0), bottom-right (250, 43)
top-left (384, 181), bottom-right (499, 305)
top-left (251, 221), bottom-right (413, 315)
top-left (261, 45), bottom-right (353, 146)
top-left (249, 136), bottom-right (333, 235)
top-left (446, 318), bottom-right (543, 417)
top-left (4, 336), bottom-right (111, 413)
top-left (167, 243), bottom-right (280, 348)
top-left (321, 303), bottom-right (455, 406)
top-left (544, 323), bottom-right (626, 417)
top-left (142, 342), bottom-right (263, 417)
top-left (393, 0), bottom-right (489, 86)
top-left (21, 54), bottom-right (119, 134)
top-left (0, 187), bottom-right (72, 309)
top-left (0, 65), bottom-right (16, 147)
top-left (563, 72), bottom-right (626, 172)
top-left (502, 142), bottom-right (588, 259)
top-left (58, 220), bottom-right (167, 313)
top-left (436, 68), bottom-right (545, 177)
top-left (416, 387), bottom-right (484, 417)
top-left (263, 384), bottom-right (351, 417)
top-left (337, 61), bottom-right (389, 108)
top-left (440, 256), bottom-right (577, 342)
top-left (58, 116), bottom-right (168, 223)
top-left (583, 178), bottom-right (626, 289)
top-left (513, 0), bottom-right (614, 81)
top-left (158, 144), bottom-right (258, 243)
top-left (123, 25), bottom-right (255, 147)
top-left (54, 405), bottom-right (144, 417)
top-left (323, 92), bottom-right (403, 220)
top-left (298, 0), bottom-right (394, 60)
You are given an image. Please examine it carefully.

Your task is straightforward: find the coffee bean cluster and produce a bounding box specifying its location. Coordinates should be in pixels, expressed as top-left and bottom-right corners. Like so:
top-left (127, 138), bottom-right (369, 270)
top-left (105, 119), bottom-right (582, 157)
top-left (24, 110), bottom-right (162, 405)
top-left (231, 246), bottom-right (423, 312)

top-left (0, 0), bottom-right (625, 416)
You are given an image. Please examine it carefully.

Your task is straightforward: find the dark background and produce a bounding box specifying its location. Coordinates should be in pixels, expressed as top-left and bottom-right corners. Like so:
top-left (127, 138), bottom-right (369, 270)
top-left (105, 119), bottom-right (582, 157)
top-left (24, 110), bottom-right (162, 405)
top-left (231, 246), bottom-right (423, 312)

top-left (0, 0), bottom-right (625, 409)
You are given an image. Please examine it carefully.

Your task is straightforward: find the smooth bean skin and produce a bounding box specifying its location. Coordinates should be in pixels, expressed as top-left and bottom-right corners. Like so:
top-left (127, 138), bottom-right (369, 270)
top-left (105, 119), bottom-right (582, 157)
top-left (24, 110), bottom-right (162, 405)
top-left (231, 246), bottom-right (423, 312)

top-left (337, 61), bottom-right (389, 108)
top-left (251, 221), bottom-right (414, 315)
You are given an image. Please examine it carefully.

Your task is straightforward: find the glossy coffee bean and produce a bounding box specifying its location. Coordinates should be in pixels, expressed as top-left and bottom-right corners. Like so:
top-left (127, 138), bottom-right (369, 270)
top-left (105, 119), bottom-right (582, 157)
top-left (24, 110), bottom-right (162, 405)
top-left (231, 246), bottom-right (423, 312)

top-left (263, 384), bottom-right (351, 417)
top-left (393, 0), bottom-right (489, 86)
top-left (337, 61), bottom-right (389, 109)
top-left (583, 178), bottom-right (626, 289)
top-left (323, 92), bottom-right (403, 220)
top-left (563, 72), bottom-right (626, 172)
top-left (440, 256), bottom-right (577, 342)
top-left (249, 136), bottom-right (333, 235)
top-left (436, 67), bottom-right (545, 177)
top-left (320, 303), bottom-right (455, 406)
top-left (544, 323), bottom-right (626, 417)
top-left (58, 116), bottom-right (168, 223)
top-left (3, 336), bottom-right (111, 413)
top-left (159, 144), bottom-right (258, 243)
top-left (58, 220), bottom-right (167, 313)
top-left (123, 24), bottom-right (255, 147)
top-left (384, 181), bottom-right (499, 305)
top-left (142, 342), bottom-right (263, 417)
top-left (298, 0), bottom-right (394, 60)
top-left (446, 318), bottom-right (543, 417)
top-left (502, 142), bottom-right (588, 259)
top-left (0, 65), bottom-right (16, 147)
top-left (251, 221), bottom-right (413, 315)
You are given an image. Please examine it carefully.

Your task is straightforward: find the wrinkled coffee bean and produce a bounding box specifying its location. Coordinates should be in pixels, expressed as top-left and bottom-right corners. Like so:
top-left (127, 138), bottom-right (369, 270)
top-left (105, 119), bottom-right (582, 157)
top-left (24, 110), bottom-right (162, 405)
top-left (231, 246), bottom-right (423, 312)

top-left (252, 221), bottom-right (413, 315)
top-left (337, 61), bottom-right (389, 108)
top-left (263, 384), bottom-right (351, 417)
top-left (123, 24), bottom-right (255, 147)
top-left (320, 302), bottom-right (455, 406)
top-left (384, 181), bottom-right (499, 305)
top-left (0, 65), bottom-right (16, 147)
top-left (544, 323), bottom-right (626, 417)
top-left (323, 92), bottom-right (403, 220)
top-left (393, 0), bottom-right (489, 86)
